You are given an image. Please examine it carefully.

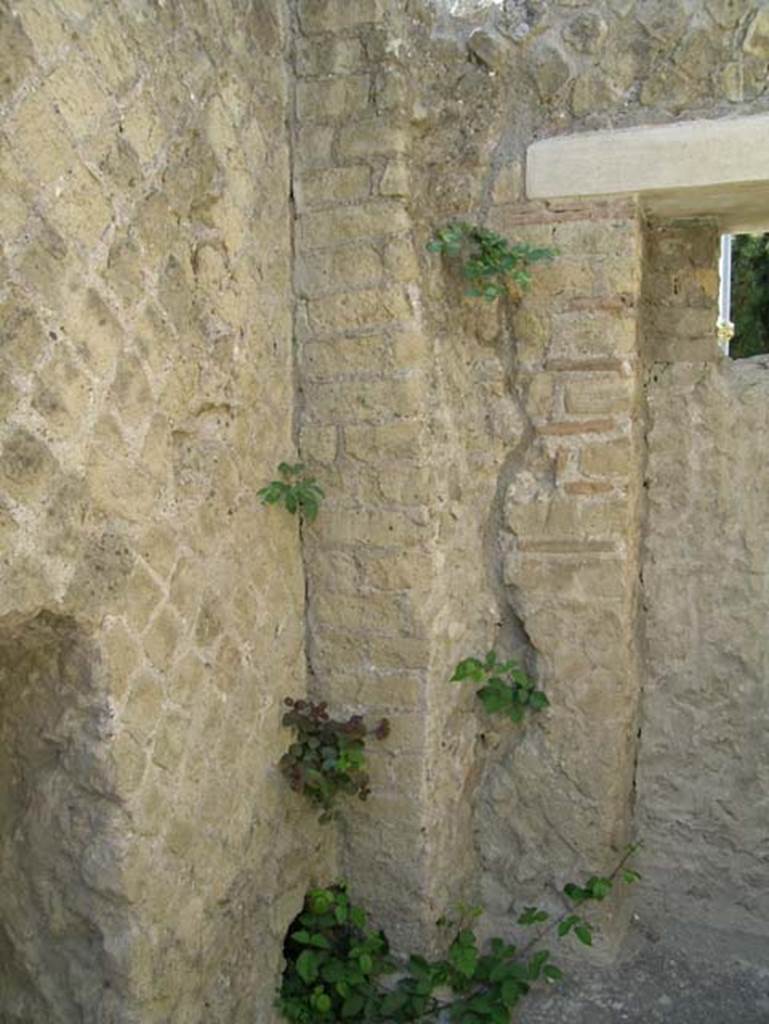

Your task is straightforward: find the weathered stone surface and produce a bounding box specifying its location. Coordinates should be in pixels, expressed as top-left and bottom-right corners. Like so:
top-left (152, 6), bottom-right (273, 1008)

top-left (743, 7), bottom-right (769, 58)
top-left (571, 72), bottom-right (619, 117)
top-left (639, 357), bottom-right (769, 936)
top-left (298, 0), bottom-right (384, 34)
top-left (530, 42), bottom-right (572, 100)
top-left (0, 3), bottom-right (329, 1022)
top-left (467, 28), bottom-right (510, 69)
top-left (562, 12), bottom-right (608, 54)
top-left (0, 616), bottom-right (134, 1023)
top-left (635, 0), bottom-right (689, 47)
top-left (705, 0), bottom-right (753, 28)
top-left (3, 1), bottom-right (769, 1021)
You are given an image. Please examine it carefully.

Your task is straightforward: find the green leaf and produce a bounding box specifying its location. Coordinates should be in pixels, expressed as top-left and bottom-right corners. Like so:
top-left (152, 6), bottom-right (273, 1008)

top-left (528, 691), bottom-right (550, 711)
top-left (510, 668), bottom-right (533, 689)
top-left (296, 949), bottom-right (319, 984)
top-left (449, 933), bottom-right (479, 979)
top-left (517, 907), bottom-right (549, 926)
top-left (259, 481), bottom-right (288, 504)
top-left (527, 950), bottom-right (550, 980)
top-left (451, 658), bottom-right (485, 682)
top-left (301, 496), bottom-right (319, 522)
top-left (588, 877), bottom-right (612, 901)
top-left (341, 994), bottom-right (365, 1017)
top-left (543, 964), bottom-right (563, 982)
top-left (308, 889), bottom-right (335, 915)
top-left (320, 960), bottom-right (345, 983)
top-left (350, 906), bottom-right (366, 928)
top-left (478, 687), bottom-right (512, 714)
top-left (557, 915), bottom-right (579, 937)
top-left (407, 954), bottom-right (430, 977)
top-left (500, 980), bottom-right (522, 1007)
top-left (574, 925), bottom-right (593, 946)
top-left (563, 884), bottom-right (588, 904)
top-left (313, 991), bottom-right (332, 1013)
top-left (622, 868), bottom-right (642, 884)
top-left (381, 990), bottom-right (408, 1015)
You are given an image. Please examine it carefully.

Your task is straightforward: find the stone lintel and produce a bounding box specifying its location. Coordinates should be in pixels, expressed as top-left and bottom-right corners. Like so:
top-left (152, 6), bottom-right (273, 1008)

top-left (527, 114), bottom-right (769, 232)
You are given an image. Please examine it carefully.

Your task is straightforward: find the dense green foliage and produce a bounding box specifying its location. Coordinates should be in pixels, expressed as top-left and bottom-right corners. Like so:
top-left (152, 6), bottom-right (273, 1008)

top-left (731, 233), bottom-right (769, 359)
top-left (450, 651), bottom-right (549, 724)
top-left (427, 222), bottom-right (556, 301)
top-left (280, 699), bottom-right (390, 822)
top-left (278, 850), bottom-right (641, 1023)
top-left (259, 463), bottom-right (325, 521)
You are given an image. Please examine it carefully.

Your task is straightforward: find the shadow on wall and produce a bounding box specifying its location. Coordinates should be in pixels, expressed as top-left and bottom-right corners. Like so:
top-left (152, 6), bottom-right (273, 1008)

top-left (0, 612), bottom-right (132, 1023)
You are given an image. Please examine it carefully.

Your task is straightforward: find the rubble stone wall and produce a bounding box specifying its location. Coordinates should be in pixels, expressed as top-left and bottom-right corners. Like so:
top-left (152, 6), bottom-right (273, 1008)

top-left (292, 0), bottom-right (769, 957)
top-left (0, 3), bottom-right (333, 1021)
top-left (2, 0), bottom-right (769, 1020)
top-left (296, 0), bottom-right (769, 946)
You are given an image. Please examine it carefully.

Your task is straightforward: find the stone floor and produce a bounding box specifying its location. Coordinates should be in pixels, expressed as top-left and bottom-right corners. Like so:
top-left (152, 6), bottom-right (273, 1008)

top-left (519, 916), bottom-right (769, 1024)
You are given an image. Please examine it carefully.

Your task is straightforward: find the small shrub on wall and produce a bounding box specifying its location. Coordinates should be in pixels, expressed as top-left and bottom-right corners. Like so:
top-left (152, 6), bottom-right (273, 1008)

top-left (450, 651), bottom-right (549, 724)
top-left (259, 463), bottom-right (325, 521)
top-left (279, 699), bottom-right (390, 822)
top-left (427, 223), bottom-right (556, 301)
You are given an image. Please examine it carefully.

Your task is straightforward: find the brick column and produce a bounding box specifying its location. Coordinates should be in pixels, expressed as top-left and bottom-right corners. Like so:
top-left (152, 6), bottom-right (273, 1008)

top-left (293, 0), bottom-right (459, 948)
top-left (293, 4), bottom-right (648, 951)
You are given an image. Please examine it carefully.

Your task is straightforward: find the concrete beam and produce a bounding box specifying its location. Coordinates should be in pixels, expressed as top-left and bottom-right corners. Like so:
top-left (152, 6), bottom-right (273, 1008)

top-left (527, 114), bottom-right (769, 231)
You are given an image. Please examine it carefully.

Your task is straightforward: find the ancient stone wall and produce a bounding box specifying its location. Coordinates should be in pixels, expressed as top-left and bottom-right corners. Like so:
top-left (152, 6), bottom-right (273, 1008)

top-left (0, 614), bottom-right (132, 1021)
top-left (0, 3), bottom-right (333, 1021)
top-left (292, 0), bottom-right (769, 957)
top-left (638, 219), bottom-right (769, 939)
top-left (3, 0), bottom-right (769, 1019)
top-left (292, 0), bottom-right (483, 951)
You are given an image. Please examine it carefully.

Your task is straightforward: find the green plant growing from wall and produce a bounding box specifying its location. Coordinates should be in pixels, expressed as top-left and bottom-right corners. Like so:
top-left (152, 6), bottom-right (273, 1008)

top-left (259, 463), bottom-right (325, 521)
top-left (279, 698), bottom-right (390, 822)
top-left (278, 846), bottom-right (641, 1023)
top-left (427, 222), bottom-right (556, 301)
top-left (451, 650), bottom-right (549, 723)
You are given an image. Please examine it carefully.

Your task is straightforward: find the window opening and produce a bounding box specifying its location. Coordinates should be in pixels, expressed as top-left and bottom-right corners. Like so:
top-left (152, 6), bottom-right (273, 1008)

top-left (720, 232), bottom-right (769, 359)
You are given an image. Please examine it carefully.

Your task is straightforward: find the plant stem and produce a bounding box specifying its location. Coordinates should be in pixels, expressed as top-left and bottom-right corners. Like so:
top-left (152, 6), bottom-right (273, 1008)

top-left (518, 843), bottom-right (640, 960)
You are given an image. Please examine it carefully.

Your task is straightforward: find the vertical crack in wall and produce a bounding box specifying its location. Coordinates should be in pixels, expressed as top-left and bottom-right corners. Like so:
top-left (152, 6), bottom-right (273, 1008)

top-left (484, 294), bottom-right (542, 671)
top-left (284, 0), bottom-right (317, 704)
